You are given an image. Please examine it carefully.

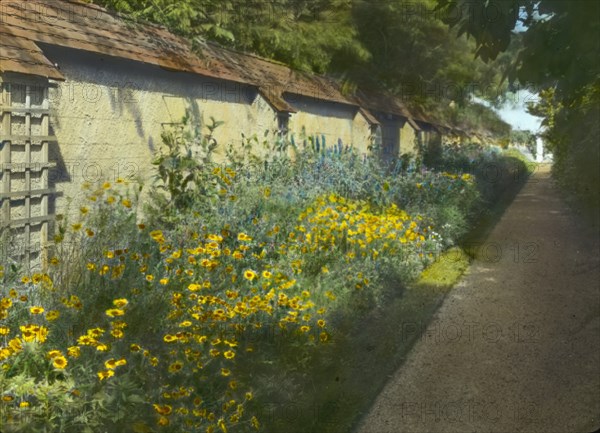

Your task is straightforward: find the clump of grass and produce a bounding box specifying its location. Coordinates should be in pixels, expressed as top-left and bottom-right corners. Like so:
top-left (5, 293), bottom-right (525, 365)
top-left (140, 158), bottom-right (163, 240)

top-left (416, 247), bottom-right (471, 291)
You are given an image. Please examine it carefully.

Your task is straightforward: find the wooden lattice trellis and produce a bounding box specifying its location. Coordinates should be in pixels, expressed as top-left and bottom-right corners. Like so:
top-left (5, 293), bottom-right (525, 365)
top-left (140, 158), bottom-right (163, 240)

top-left (0, 75), bottom-right (56, 270)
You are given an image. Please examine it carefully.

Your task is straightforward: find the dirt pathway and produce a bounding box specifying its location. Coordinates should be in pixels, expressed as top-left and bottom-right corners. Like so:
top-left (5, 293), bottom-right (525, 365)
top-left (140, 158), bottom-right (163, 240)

top-left (355, 165), bottom-right (600, 433)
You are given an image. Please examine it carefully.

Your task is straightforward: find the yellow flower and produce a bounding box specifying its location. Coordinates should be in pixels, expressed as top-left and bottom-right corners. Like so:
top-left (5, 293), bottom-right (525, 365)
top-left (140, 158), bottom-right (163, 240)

top-left (145, 274), bottom-right (154, 282)
top-left (105, 308), bottom-right (125, 317)
top-left (52, 356), bottom-right (68, 369)
top-left (67, 346), bottom-right (81, 358)
top-left (46, 310), bottom-right (60, 321)
top-left (223, 350), bottom-right (235, 359)
top-left (0, 326), bottom-right (9, 336)
top-left (77, 335), bottom-right (97, 346)
top-left (159, 278), bottom-right (169, 285)
top-left (163, 334), bottom-right (177, 343)
top-left (153, 404), bottom-right (173, 415)
top-left (30, 306), bottom-right (44, 315)
top-left (300, 326), bottom-right (310, 333)
top-left (220, 368), bottom-right (231, 377)
top-left (121, 199), bottom-right (132, 208)
top-left (47, 350), bottom-right (61, 358)
top-left (102, 182), bottom-right (111, 189)
top-left (261, 270), bottom-right (272, 279)
top-left (87, 327), bottom-right (105, 337)
top-left (96, 344), bottom-right (109, 352)
top-left (97, 370), bottom-right (115, 380)
top-left (168, 361), bottom-right (183, 373)
top-left (86, 262), bottom-right (96, 271)
top-left (237, 233), bottom-right (252, 242)
top-left (188, 283), bottom-right (202, 292)
top-left (130, 344), bottom-right (141, 352)
top-left (263, 187), bottom-right (271, 198)
top-left (112, 298), bottom-right (128, 308)
top-left (71, 223), bottom-right (82, 231)
top-left (79, 206), bottom-right (89, 214)
top-left (19, 401), bottom-right (30, 408)
top-left (243, 270), bottom-right (258, 281)
top-left (111, 329), bottom-right (124, 338)
top-left (317, 319), bottom-right (326, 328)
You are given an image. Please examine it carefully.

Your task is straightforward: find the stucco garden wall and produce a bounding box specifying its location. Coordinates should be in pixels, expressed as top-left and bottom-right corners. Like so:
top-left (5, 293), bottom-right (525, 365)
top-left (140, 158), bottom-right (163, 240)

top-left (400, 121), bottom-right (418, 155)
top-left (284, 94), bottom-right (371, 155)
top-left (40, 45), bottom-right (279, 218)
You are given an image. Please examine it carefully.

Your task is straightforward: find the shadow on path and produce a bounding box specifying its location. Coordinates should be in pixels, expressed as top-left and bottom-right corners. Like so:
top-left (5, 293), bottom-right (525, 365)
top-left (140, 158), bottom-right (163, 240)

top-left (356, 165), bottom-right (600, 433)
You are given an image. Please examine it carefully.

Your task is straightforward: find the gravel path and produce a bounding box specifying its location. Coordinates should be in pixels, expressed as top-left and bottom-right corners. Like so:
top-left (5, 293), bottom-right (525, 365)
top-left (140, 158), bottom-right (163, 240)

top-left (356, 165), bottom-right (600, 433)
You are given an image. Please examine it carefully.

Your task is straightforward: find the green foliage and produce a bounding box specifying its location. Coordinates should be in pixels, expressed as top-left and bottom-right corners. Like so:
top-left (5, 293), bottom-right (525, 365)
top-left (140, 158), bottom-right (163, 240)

top-left (438, 0), bottom-right (600, 220)
top-left (1, 118), bottom-right (526, 432)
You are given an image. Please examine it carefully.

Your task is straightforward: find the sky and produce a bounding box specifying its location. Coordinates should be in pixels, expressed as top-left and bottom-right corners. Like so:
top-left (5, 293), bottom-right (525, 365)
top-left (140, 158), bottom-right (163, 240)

top-left (495, 89), bottom-right (544, 132)
top-left (474, 90), bottom-right (544, 133)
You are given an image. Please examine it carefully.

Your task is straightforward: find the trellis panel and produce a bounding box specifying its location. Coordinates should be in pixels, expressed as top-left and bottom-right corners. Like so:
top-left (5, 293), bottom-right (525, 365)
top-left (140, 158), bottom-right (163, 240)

top-left (0, 77), bottom-right (55, 270)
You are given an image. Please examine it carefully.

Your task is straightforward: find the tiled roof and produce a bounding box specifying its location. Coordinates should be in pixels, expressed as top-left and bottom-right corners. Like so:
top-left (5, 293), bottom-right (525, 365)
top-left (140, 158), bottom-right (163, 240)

top-left (0, 0), bottom-right (466, 135)
top-left (0, 26), bottom-right (65, 80)
top-left (0, 0), bottom-right (356, 109)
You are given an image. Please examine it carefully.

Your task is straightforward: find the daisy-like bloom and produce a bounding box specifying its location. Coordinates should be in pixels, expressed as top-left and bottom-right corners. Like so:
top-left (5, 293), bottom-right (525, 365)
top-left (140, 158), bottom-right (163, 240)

top-left (96, 344), bottom-right (109, 352)
top-left (104, 359), bottom-right (118, 370)
top-left (110, 329), bottom-right (124, 339)
top-left (112, 298), bottom-right (128, 308)
top-left (79, 206), bottom-right (89, 214)
top-left (237, 233), bottom-right (252, 242)
top-left (317, 319), bottom-right (326, 328)
top-left (168, 361), bottom-right (183, 373)
top-left (0, 326), bottom-right (9, 336)
top-left (300, 326), bottom-right (310, 333)
top-left (67, 346), bottom-right (80, 358)
top-left (220, 368), bottom-right (231, 377)
top-left (188, 283), bottom-right (201, 292)
top-left (71, 223), bottom-right (82, 231)
top-left (30, 306), bottom-right (44, 315)
top-left (223, 350), bottom-right (235, 360)
top-left (47, 350), bottom-right (61, 358)
top-left (163, 334), bottom-right (177, 343)
top-left (262, 270), bottom-right (272, 279)
top-left (19, 401), bottom-right (30, 408)
top-left (145, 274), bottom-right (154, 282)
top-left (153, 404), bottom-right (173, 416)
top-left (130, 344), bottom-right (141, 352)
top-left (159, 278), bottom-right (169, 285)
top-left (115, 359), bottom-right (127, 367)
top-left (243, 270), bottom-right (258, 281)
top-left (97, 370), bottom-right (115, 380)
top-left (46, 310), bottom-right (60, 321)
top-left (105, 308), bottom-right (125, 317)
top-left (87, 328), bottom-right (105, 337)
top-left (102, 182), bottom-right (111, 190)
top-left (77, 335), bottom-right (96, 346)
top-left (52, 356), bottom-right (68, 369)
top-left (121, 199), bottom-right (132, 208)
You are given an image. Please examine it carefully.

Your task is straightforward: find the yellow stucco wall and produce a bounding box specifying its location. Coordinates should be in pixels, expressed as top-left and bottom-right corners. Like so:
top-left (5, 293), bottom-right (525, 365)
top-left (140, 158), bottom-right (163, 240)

top-left (7, 46), bottom-right (378, 225)
top-left (42, 46), bottom-right (279, 218)
top-left (400, 121), bottom-right (418, 156)
top-left (284, 94), bottom-right (372, 156)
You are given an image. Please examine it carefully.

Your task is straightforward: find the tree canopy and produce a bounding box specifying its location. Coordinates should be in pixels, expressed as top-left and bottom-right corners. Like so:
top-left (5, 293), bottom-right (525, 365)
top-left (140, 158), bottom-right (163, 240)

top-left (437, 0), bottom-right (600, 219)
top-left (93, 0), bottom-right (512, 133)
